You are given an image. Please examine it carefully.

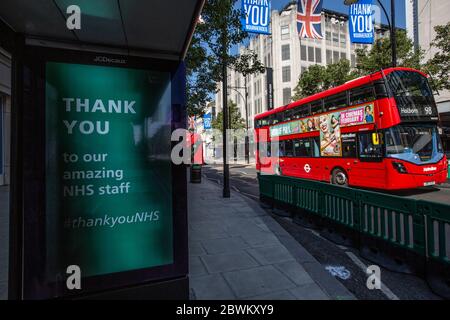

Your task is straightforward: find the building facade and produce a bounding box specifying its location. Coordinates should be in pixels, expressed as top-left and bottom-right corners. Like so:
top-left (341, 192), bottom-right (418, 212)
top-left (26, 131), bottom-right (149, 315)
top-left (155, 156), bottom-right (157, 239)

top-left (215, 3), bottom-right (389, 130)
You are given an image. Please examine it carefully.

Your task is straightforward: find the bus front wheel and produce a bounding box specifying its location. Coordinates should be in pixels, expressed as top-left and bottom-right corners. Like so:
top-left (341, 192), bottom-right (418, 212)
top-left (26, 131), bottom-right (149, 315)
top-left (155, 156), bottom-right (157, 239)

top-left (331, 168), bottom-right (348, 186)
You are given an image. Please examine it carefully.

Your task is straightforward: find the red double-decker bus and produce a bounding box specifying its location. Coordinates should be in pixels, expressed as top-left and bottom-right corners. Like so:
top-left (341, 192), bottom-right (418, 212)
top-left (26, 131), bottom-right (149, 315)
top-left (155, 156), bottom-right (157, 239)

top-left (255, 67), bottom-right (448, 190)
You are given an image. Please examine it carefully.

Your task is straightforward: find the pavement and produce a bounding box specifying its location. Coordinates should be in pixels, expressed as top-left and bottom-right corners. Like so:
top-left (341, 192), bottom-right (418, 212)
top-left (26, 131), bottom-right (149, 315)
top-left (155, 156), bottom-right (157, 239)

top-left (0, 186), bottom-right (9, 300)
top-left (187, 177), bottom-right (355, 300)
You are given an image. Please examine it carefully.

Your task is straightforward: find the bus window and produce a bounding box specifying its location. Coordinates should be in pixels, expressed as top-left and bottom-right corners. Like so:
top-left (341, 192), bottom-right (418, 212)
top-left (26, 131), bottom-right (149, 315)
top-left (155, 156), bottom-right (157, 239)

top-left (341, 133), bottom-right (357, 157)
top-left (284, 140), bottom-right (294, 157)
top-left (310, 100), bottom-right (323, 115)
top-left (324, 92), bottom-right (347, 112)
top-left (373, 80), bottom-right (388, 99)
top-left (294, 139), bottom-right (314, 157)
top-left (284, 110), bottom-right (292, 121)
top-left (349, 85), bottom-right (375, 105)
top-left (292, 104), bottom-right (310, 119)
top-left (358, 132), bottom-right (383, 160)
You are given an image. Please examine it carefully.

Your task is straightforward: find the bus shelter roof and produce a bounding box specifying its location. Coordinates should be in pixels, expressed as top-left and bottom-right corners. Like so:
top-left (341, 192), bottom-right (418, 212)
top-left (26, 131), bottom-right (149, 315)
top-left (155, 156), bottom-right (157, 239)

top-left (0, 0), bottom-right (204, 60)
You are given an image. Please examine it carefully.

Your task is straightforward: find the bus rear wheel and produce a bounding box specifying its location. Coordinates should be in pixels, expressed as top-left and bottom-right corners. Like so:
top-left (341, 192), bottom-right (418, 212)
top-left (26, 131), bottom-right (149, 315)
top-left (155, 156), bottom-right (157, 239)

top-left (331, 168), bottom-right (348, 186)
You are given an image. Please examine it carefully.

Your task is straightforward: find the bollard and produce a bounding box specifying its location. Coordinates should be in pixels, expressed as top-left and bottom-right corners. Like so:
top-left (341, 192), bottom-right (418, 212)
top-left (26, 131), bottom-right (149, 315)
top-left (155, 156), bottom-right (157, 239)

top-left (190, 164), bottom-right (202, 183)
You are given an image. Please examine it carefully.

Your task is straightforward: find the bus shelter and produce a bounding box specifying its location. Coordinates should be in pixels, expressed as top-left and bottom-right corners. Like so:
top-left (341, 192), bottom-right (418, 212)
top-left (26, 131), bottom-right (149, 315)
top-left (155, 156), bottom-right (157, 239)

top-left (0, 0), bottom-right (204, 300)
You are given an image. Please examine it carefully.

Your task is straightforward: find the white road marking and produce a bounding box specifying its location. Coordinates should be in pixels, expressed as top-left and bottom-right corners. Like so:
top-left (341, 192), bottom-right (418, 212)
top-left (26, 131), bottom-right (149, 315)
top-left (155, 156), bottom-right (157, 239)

top-left (345, 251), bottom-right (400, 300)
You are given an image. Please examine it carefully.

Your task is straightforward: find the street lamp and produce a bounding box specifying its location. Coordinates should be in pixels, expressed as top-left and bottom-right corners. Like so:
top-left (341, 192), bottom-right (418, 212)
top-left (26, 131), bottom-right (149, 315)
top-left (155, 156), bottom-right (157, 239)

top-left (344, 0), bottom-right (397, 67)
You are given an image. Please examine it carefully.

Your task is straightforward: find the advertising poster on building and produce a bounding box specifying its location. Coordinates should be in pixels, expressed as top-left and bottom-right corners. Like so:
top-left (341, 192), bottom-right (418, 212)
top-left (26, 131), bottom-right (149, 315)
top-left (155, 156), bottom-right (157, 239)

top-left (241, 0), bottom-right (271, 35)
top-left (349, 0), bottom-right (374, 44)
top-left (45, 62), bottom-right (173, 278)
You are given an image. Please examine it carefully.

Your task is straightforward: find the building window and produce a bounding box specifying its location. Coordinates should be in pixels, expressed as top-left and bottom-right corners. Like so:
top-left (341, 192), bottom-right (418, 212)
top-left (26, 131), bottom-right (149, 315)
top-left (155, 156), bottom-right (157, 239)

top-left (281, 44), bottom-right (290, 61)
top-left (283, 88), bottom-right (291, 105)
top-left (333, 51), bottom-right (340, 62)
top-left (340, 34), bottom-right (346, 48)
top-left (282, 66), bottom-right (291, 83)
top-left (301, 66), bottom-right (307, 73)
top-left (281, 25), bottom-right (290, 40)
top-left (300, 45), bottom-right (307, 61)
top-left (340, 52), bottom-right (347, 61)
top-left (332, 32), bottom-right (339, 45)
top-left (308, 46), bottom-right (314, 62)
top-left (351, 54), bottom-right (356, 67)
top-left (326, 31), bottom-right (331, 46)
top-left (315, 47), bottom-right (322, 63)
top-left (326, 50), bottom-right (332, 64)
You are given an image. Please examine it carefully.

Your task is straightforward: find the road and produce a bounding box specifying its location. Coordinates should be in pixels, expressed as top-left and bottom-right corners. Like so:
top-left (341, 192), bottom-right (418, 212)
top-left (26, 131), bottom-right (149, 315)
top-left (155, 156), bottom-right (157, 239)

top-left (202, 164), bottom-right (448, 300)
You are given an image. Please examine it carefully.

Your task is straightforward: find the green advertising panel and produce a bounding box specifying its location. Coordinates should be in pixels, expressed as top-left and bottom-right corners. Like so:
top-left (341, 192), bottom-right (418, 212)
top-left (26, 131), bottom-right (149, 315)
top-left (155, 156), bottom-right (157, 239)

top-left (45, 62), bottom-right (173, 278)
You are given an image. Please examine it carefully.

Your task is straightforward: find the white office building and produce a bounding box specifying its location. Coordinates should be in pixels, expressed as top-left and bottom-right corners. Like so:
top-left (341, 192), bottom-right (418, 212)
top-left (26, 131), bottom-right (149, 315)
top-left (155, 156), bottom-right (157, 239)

top-left (215, 3), bottom-right (390, 130)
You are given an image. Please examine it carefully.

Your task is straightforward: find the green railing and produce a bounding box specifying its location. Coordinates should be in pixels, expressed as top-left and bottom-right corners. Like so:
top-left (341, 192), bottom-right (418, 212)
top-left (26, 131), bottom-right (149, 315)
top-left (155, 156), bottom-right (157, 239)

top-left (259, 174), bottom-right (450, 296)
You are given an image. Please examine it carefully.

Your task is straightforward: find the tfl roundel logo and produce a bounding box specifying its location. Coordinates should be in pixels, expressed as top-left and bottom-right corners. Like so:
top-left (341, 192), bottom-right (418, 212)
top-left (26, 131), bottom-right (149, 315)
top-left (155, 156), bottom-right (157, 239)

top-left (304, 164), bottom-right (311, 173)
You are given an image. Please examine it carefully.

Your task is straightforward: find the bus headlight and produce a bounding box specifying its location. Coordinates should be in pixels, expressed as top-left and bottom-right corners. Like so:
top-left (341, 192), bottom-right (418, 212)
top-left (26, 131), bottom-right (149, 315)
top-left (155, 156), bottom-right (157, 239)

top-left (392, 161), bottom-right (408, 174)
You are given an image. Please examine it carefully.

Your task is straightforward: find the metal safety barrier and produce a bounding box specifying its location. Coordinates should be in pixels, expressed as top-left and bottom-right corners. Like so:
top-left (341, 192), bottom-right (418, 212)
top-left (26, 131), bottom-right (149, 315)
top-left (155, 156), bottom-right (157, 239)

top-left (258, 174), bottom-right (450, 299)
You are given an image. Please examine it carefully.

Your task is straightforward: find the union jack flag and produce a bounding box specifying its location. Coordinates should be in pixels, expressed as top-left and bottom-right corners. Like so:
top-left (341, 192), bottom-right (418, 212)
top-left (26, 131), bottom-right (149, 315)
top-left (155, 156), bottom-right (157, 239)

top-left (297, 0), bottom-right (323, 39)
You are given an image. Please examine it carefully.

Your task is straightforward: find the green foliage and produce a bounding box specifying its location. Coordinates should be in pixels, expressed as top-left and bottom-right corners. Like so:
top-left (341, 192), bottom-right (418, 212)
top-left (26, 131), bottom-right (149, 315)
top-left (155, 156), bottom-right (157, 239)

top-left (211, 100), bottom-right (245, 132)
top-left (233, 51), bottom-right (266, 77)
top-left (185, 0), bottom-right (264, 117)
top-left (424, 22), bottom-right (450, 91)
top-left (355, 30), bottom-right (423, 75)
top-left (293, 59), bottom-right (355, 100)
top-left (293, 30), bottom-right (428, 100)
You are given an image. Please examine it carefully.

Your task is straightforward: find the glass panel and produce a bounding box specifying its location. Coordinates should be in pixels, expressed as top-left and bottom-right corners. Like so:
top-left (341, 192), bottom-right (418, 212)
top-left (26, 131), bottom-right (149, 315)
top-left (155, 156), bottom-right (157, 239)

top-left (324, 92), bottom-right (347, 111)
top-left (315, 47), bottom-right (322, 63)
top-left (310, 100), bottom-right (323, 115)
top-left (386, 70), bottom-right (438, 120)
top-left (308, 47), bottom-right (314, 62)
top-left (294, 138), bottom-right (314, 157)
top-left (385, 125), bottom-right (441, 162)
top-left (359, 132), bottom-right (383, 159)
top-left (284, 139), bottom-right (294, 157)
top-left (300, 45), bottom-right (307, 61)
top-left (349, 85), bottom-right (375, 105)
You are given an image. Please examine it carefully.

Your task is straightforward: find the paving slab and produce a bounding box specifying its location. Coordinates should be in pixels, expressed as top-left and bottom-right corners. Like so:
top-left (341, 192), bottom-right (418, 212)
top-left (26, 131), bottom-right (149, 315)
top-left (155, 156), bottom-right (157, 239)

top-left (188, 177), bottom-right (355, 300)
top-left (200, 251), bottom-right (259, 274)
top-left (223, 265), bottom-right (297, 299)
top-left (289, 283), bottom-right (330, 300)
top-left (201, 237), bottom-right (249, 255)
top-left (189, 256), bottom-right (208, 277)
top-left (246, 244), bottom-right (295, 265)
top-left (190, 274), bottom-right (236, 300)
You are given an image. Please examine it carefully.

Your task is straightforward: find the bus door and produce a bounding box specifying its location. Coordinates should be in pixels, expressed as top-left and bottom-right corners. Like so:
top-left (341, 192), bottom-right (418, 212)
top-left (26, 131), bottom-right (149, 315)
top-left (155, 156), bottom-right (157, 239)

top-left (279, 140), bottom-right (296, 176)
top-left (351, 131), bottom-right (386, 188)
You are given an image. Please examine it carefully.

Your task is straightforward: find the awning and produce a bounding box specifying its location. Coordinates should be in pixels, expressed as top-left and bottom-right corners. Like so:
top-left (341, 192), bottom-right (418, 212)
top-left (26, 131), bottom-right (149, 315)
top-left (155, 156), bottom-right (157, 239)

top-left (0, 0), bottom-right (204, 60)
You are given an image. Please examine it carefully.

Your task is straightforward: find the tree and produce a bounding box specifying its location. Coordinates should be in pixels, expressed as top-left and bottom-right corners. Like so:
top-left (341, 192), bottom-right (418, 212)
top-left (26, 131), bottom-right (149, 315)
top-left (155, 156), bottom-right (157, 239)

top-left (211, 101), bottom-right (245, 132)
top-left (424, 22), bottom-right (450, 91)
top-left (292, 59), bottom-right (355, 100)
top-left (185, 0), bottom-right (264, 117)
top-left (355, 30), bottom-right (423, 75)
top-left (186, 35), bottom-right (218, 117)
top-left (292, 30), bottom-right (427, 100)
